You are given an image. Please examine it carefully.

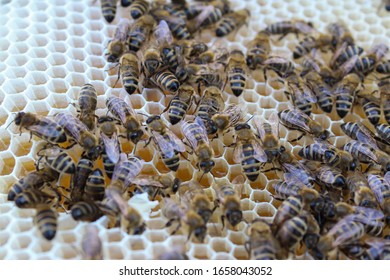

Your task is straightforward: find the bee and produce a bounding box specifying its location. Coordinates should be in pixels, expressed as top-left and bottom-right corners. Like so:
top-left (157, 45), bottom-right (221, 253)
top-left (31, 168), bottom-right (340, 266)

top-left (215, 9), bottom-right (250, 37)
top-left (210, 104), bottom-right (246, 136)
top-left (368, 172), bottom-right (390, 224)
top-left (180, 40), bottom-right (208, 59)
top-left (188, 4), bottom-right (223, 32)
top-left (166, 84), bottom-right (195, 125)
top-left (246, 220), bottom-right (281, 260)
top-left (178, 180), bottom-right (213, 223)
top-left (262, 56), bottom-right (295, 81)
top-left (339, 242), bottom-right (367, 260)
top-left (37, 148), bottom-right (76, 174)
top-left (363, 237), bottom-right (390, 260)
top-left (106, 96), bottom-right (144, 144)
top-left (377, 77), bottom-right (390, 125)
top-left (275, 211), bottom-right (308, 251)
top-left (120, 0), bottom-right (132, 7)
top-left (77, 84), bottom-right (97, 131)
top-left (12, 112), bottom-right (67, 144)
top-left (376, 123), bottom-right (390, 145)
top-left (128, 15), bottom-right (155, 52)
top-left (298, 140), bottom-right (358, 172)
top-left (81, 225), bottom-right (103, 260)
top-left (278, 108), bottom-right (330, 141)
top-left (14, 188), bottom-right (58, 209)
top-left (272, 178), bottom-right (319, 202)
top-left (376, 59), bottom-right (390, 74)
top-left (245, 31), bottom-right (271, 70)
top-left (70, 158), bottom-right (94, 204)
top-left (162, 197), bottom-right (207, 242)
top-left (106, 18), bottom-right (130, 63)
top-left (341, 121), bottom-right (378, 148)
top-left (150, 8), bottom-right (191, 40)
top-left (118, 52), bottom-right (140, 95)
top-left (34, 204), bottom-right (58, 241)
top-left (130, 0), bottom-right (150, 19)
top-left (54, 113), bottom-right (101, 160)
top-left (283, 71), bottom-right (317, 116)
top-left (253, 112), bottom-right (282, 163)
top-left (357, 95), bottom-right (381, 125)
top-left (131, 174), bottom-right (181, 198)
top-left (7, 167), bottom-right (59, 201)
top-left (315, 165), bottom-right (347, 191)
top-left (182, 117), bottom-right (215, 174)
top-left (273, 195), bottom-right (305, 231)
top-left (330, 43), bottom-right (364, 69)
top-left (223, 49), bottom-right (248, 97)
top-left (100, 0), bottom-right (118, 23)
top-left (379, 0), bottom-right (390, 11)
top-left (71, 201), bottom-right (104, 222)
top-left (145, 115), bottom-right (186, 172)
top-left (83, 169), bottom-right (105, 201)
top-left (326, 22), bottom-right (354, 48)
top-left (292, 34), bottom-right (333, 59)
top-left (121, 205), bottom-right (146, 235)
top-left (212, 177), bottom-right (243, 228)
top-left (110, 153), bottom-right (144, 193)
top-left (304, 72), bottom-right (333, 113)
top-left (151, 69), bottom-right (180, 93)
top-left (233, 122), bottom-right (267, 181)
top-left (142, 45), bottom-right (162, 76)
top-left (309, 195), bottom-right (337, 230)
top-left (264, 20), bottom-right (315, 40)
top-left (347, 172), bottom-right (378, 209)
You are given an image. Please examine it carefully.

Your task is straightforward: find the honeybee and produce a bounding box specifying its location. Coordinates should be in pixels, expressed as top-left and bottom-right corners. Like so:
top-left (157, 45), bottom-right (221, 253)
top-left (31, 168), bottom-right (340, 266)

top-left (245, 31), bottom-right (271, 70)
top-left (37, 147), bottom-right (76, 174)
top-left (273, 195), bottom-right (305, 231)
top-left (363, 237), bottom-right (390, 260)
top-left (14, 188), bottom-right (58, 209)
top-left (233, 122), bottom-right (267, 181)
top-left (298, 140), bottom-right (358, 172)
top-left (292, 34), bottom-right (333, 59)
top-left (347, 172), bottom-right (379, 209)
top-left (316, 165), bottom-right (347, 191)
top-left (262, 56), bottom-right (295, 82)
top-left (130, 0), bottom-right (150, 19)
top-left (131, 174), bottom-right (181, 198)
top-left (128, 15), bottom-right (155, 52)
top-left (118, 52), bottom-right (140, 95)
top-left (278, 108), bottom-right (330, 141)
top-left (357, 95), bottom-right (381, 125)
top-left (77, 84), bottom-right (97, 131)
top-left (7, 167), bottom-right (59, 201)
top-left (145, 115), bottom-right (186, 172)
top-left (150, 69), bottom-right (180, 93)
top-left (188, 4), bottom-right (223, 32)
top-left (34, 204), bottom-right (58, 241)
top-left (367, 172), bottom-right (390, 223)
top-left (326, 22), bottom-right (354, 48)
top-left (106, 96), bottom-right (144, 144)
top-left (330, 43), bottom-right (364, 69)
top-left (376, 59), bottom-right (390, 74)
top-left (70, 201), bottom-right (104, 222)
top-left (246, 220), bottom-right (281, 260)
top-left (272, 177), bottom-right (318, 202)
top-left (83, 169), bottom-right (105, 201)
top-left (179, 40), bottom-right (208, 59)
top-left (215, 9), bottom-right (249, 37)
top-left (154, 20), bottom-right (180, 73)
top-left (210, 104), bottom-right (246, 137)
top-left (304, 72), bottom-right (333, 113)
top-left (182, 117), bottom-right (215, 174)
top-left (377, 77), bottom-right (390, 125)
top-left (142, 45), bottom-right (162, 76)
top-left (223, 50), bottom-right (248, 97)
top-left (275, 211), bottom-right (308, 251)
top-left (110, 153), bottom-right (144, 193)
top-left (264, 20), bottom-right (315, 40)
top-left (162, 197), bottom-right (207, 242)
top-left (341, 121), bottom-right (378, 148)
top-left (101, 0), bottom-right (118, 23)
top-left (166, 84), bottom-right (196, 125)
top-left (106, 18), bottom-right (130, 63)
top-left (81, 225), bottom-right (103, 260)
top-left (121, 205), bottom-right (146, 235)
top-left (70, 158), bottom-right (94, 204)
top-left (179, 180), bottom-right (213, 223)
top-left (150, 8), bottom-right (191, 40)
top-left (11, 112), bottom-right (67, 144)
top-left (376, 123), bottom-right (390, 145)
top-left (54, 113), bottom-right (101, 160)
top-left (212, 177), bottom-right (244, 227)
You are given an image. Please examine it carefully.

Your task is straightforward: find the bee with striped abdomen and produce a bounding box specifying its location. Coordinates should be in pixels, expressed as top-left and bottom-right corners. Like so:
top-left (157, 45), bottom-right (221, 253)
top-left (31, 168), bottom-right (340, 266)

top-left (71, 201), bottom-right (104, 222)
top-left (368, 171), bottom-right (390, 224)
top-left (150, 69), bottom-right (180, 94)
top-left (110, 153), bottom-right (144, 193)
top-left (246, 220), bottom-right (281, 260)
top-left (150, 8), bottom-right (191, 40)
top-left (304, 71), bottom-right (333, 113)
top-left (106, 18), bottom-right (130, 63)
top-left (77, 84), bottom-right (97, 131)
top-left (272, 176), bottom-right (318, 202)
top-left (14, 188), bottom-right (59, 209)
top-left (215, 9), bottom-right (250, 37)
top-left (210, 104), bottom-right (246, 136)
top-left (246, 31), bottom-right (271, 70)
top-left (356, 94), bottom-right (381, 125)
top-left (34, 204), bottom-right (58, 240)
top-left (37, 147), bottom-right (76, 174)
top-left (128, 15), bottom-right (155, 52)
top-left (347, 172), bottom-right (379, 209)
top-left (224, 49), bottom-right (248, 97)
top-left (262, 56), bottom-right (295, 82)
top-left (132, 174), bottom-right (181, 198)
top-left (100, 0), bottom-right (118, 23)
top-left (264, 20), bottom-right (315, 40)
top-left (292, 33), bottom-right (332, 59)
top-left (130, 0), bottom-right (149, 19)
top-left (316, 165), bottom-right (347, 191)
top-left (118, 52), bottom-right (140, 95)
top-left (376, 59), bottom-right (390, 74)
top-left (166, 84), bottom-right (195, 125)
top-left (273, 195), bottom-right (305, 231)
top-left (275, 211), bottom-right (308, 251)
top-left (84, 169), bottom-right (106, 201)
top-left (376, 123), bottom-right (390, 145)
top-left (330, 43), bottom-right (363, 69)
top-left (70, 158), bottom-right (94, 204)
top-left (326, 22), bottom-right (354, 48)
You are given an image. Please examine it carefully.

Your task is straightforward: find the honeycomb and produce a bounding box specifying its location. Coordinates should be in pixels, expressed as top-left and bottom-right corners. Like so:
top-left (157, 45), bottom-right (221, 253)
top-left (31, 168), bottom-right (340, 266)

top-left (0, 0), bottom-right (389, 260)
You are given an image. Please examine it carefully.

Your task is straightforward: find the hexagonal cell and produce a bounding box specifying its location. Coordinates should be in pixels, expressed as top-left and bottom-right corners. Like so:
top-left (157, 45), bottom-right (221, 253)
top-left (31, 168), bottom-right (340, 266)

top-left (26, 35), bottom-right (48, 47)
top-left (210, 238), bottom-right (232, 253)
top-left (144, 230), bottom-right (168, 243)
top-left (48, 18), bottom-right (68, 30)
top-left (25, 72), bottom-right (48, 86)
top-left (10, 135), bottom-right (32, 157)
top-left (46, 66), bottom-right (68, 79)
top-left (243, 90), bottom-right (260, 103)
top-left (46, 94), bottom-right (70, 109)
top-left (47, 79), bottom-right (69, 94)
top-left (0, 232), bottom-right (10, 247)
top-left (0, 152), bottom-right (15, 175)
top-left (0, 215), bottom-right (11, 231)
top-left (55, 246), bottom-right (78, 260)
top-left (2, 78), bottom-right (27, 94)
top-left (191, 244), bottom-right (213, 260)
top-left (232, 246), bottom-right (249, 260)
top-left (207, 223), bottom-right (226, 238)
top-left (146, 218), bottom-right (166, 230)
top-left (66, 60), bottom-right (87, 73)
top-left (10, 235), bottom-right (32, 250)
top-left (211, 159), bottom-right (229, 178)
top-left (86, 56), bottom-right (105, 69)
top-left (255, 203), bottom-right (276, 218)
top-left (0, 129), bottom-right (11, 152)
top-left (58, 232), bottom-right (76, 244)
top-left (58, 215), bottom-right (78, 230)
top-left (11, 208), bottom-right (35, 218)
top-left (31, 240), bottom-right (53, 253)
top-left (9, 252), bottom-right (31, 260)
top-left (251, 190), bottom-right (272, 203)
top-left (105, 245), bottom-right (124, 260)
top-left (86, 68), bottom-right (105, 81)
top-left (104, 228), bottom-right (123, 243)
top-left (125, 236), bottom-right (146, 251)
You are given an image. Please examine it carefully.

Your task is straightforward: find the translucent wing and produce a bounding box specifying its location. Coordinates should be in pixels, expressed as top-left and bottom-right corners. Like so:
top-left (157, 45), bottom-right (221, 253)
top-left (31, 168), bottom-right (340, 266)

top-left (114, 18), bottom-right (131, 42)
top-left (353, 206), bottom-right (385, 220)
top-left (215, 104), bottom-right (246, 131)
top-left (164, 130), bottom-right (186, 152)
top-left (106, 97), bottom-right (136, 125)
top-left (182, 117), bottom-right (209, 149)
top-left (101, 132), bottom-right (120, 164)
top-left (385, 171), bottom-right (390, 185)
top-left (132, 175), bottom-right (166, 189)
top-left (339, 54), bottom-right (359, 76)
top-left (330, 42), bottom-right (348, 67)
top-left (283, 173), bottom-right (311, 188)
top-left (251, 139), bottom-right (268, 162)
top-left (152, 131), bottom-right (176, 158)
top-left (367, 174), bottom-right (390, 206)
top-left (233, 142), bottom-right (244, 163)
top-left (28, 117), bottom-right (66, 141)
top-left (193, 5), bottom-right (216, 29)
top-left (282, 162), bottom-right (314, 185)
top-left (356, 122), bottom-right (379, 150)
top-left (155, 20), bottom-right (173, 45)
top-left (263, 56), bottom-right (290, 65)
top-left (289, 81), bottom-right (317, 103)
top-left (54, 113), bottom-right (86, 141)
top-left (330, 218), bottom-right (365, 247)
top-left (282, 109), bottom-right (312, 133)
top-left (294, 20), bottom-right (316, 34)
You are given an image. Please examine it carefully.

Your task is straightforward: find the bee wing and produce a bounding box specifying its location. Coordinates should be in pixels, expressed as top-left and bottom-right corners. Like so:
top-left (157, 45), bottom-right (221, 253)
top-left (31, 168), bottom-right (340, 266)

top-left (182, 117), bottom-right (209, 149)
top-left (114, 18), bottom-right (131, 42)
top-left (106, 97), bottom-right (136, 124)
top-left (251, 139), bottom-right (268, 162)
top-left (302, 55), bottom-right (321, 73)
top-left (132, 176), bottom-right (166, 189)
top-left (223, 104), bottom-right (246, 129)
top-left (365, 237), bottom-right (390, 247)
top-left (330, 42), bottom-right (348, 67)
top-left (339, 54), bottom-right (359, 76)
top-left (330, 218), bottom-right (365, 247)
top-left (192, 5), bottom-right (216, 29)
top-left (101, 132), bottom-right (120, 164)
top-left (28, 118), bottom-right (65, 141)
top-left (286, 109), bottom-right (312, 133)
top-left (151, 131), bottom-right (176, 158)
top-left (263, 56), bottom-right (289, 65)
top-left (353, 206), bottom-right (385, 220)
top-left (253, 115), bottom-right (266, 140)
top-left (155, 20), bottom-right (174, 45)
top-left (54, 113), bottom-right (86, 141)
top-left (164, 130), bottom-right (186, 152)
top-left (356, 122), bottom-right (379, 150)
top-left (294, 20), bottom-right (316, 34)
top-left (289, 82), bottom-right (317, 103)
top-left (233, 142), bottom-right (244, 163)
top-left (283, 173), bottom-right (310, 188)
top-left (367, 174), bottom-right (388, 206)
top-left (282, 162), bottom-right (314, 185)
top-left (384, 171), bottom-right (390, 186)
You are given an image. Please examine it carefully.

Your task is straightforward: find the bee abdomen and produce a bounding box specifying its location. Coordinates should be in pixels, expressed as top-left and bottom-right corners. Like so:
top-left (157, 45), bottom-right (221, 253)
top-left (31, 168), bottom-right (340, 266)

top-left (102, 151), bottom-right (115, 179)
top-left (84, 169), bottom-right (106, 201)
top-left (128, 32), bottom-right (146, 52)
top-left (252, 245), bottom-right (276, 260)
top-left (162, 153), bottom-right (180, 171)
top-left (46, 152), bottom-right (76, 174)
top-left (168, 100), bottom-right (188, 125)
top-left (101, 0), bottom-right (117, 23)
top-left (296, 101), bottom-right (312, 116)
top-left (316, 89), bottom-right (333, 113)
top-left (362, 99), bottom-right (380, 125)
top-left (122, 69), bottom-right (139, 95)
top-left (354, 57), bottom-right (376, 74)
top-left (35, 207), bottom-right (57, 240)
top-left (336, 91), bottom-right (354, 118)
top-left (155, 71), bottom-right (180, 93)
top-left (130, 0), bottom-right (149, 19)
top-left (241, 143), bottom-right (261, 181)
top-left (71, 201), bottom-right (103, 222)
top-left (216, 18), bottom-right (236, 37)
top-left (377, 60), bottom-right (390, 74)
top-left (229, 70), bottom-right (246, 97)
top-left (384, 100), bottom-right (390, 125)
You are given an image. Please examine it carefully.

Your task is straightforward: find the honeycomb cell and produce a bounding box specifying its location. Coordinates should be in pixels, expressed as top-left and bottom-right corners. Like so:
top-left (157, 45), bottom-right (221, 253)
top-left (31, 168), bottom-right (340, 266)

top-left (58, 232), bottom-right (76, 244)
top-left (10, 136), bottom-right (32, 157)
top-left (0, 215), bottom-right (11, 231)
top-left (54, 246), bottom-right (78, 260)
top-left (232, 246), bottom-right (249, 260)
top-left (105, 245), bottom-right (124, 260)
top-left (10, 235), bottom-right (32, 250)
top-left (31, 241), bottom-right (53, 254)
top-left (0, 232), bottom-right (10, 246)
top-left (0, 152), bottom-right (15, 176)
top-left (8, 252), bottom-right (31, 260)
top-left (190, 244), bottom-right (213, 260)
top-left (0, 129), bottom-right (11, 152)
top-left (255, 203), bottom-right (276, 218)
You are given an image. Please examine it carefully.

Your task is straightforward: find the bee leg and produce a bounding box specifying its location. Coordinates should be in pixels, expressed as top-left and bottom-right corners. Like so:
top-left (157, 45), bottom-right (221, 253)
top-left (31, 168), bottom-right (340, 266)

top-left (244, 241), bottom-right (251, 256)
top-left (143, 137), bottom-right (152, 148)
top-left (288, 133), bottom-right (305, 143)
top-left (179, 152), bottom-right (190, 161)
top-left (171, 222), bottom-right (182, 235)
top-left (220, 215), bottom-right (226, 230)
top-left (277, 33), bottom-right (288, 41)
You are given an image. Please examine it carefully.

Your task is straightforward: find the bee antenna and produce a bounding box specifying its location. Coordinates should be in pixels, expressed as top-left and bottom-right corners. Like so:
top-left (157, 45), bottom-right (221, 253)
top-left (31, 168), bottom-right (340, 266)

top-left (199, 171), bottom-right (206, 182)
top-left (137, 112), bottom-right (150, 117)
top-left (245, 115), bottom-right (254, 124)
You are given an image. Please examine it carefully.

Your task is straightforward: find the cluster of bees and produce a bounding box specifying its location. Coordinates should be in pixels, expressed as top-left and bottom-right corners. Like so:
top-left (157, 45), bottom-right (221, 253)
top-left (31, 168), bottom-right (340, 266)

top-left (5, 0), bottom-right (390, 260)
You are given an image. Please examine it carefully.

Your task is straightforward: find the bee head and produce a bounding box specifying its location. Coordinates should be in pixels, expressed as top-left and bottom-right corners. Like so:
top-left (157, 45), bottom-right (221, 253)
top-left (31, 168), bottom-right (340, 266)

top-left (234, 123), bottom-right (250, 131)
top-left (128, 130), bottom-right (144, 144)
top-left (349, 159), bottom-right (358, 171)
top-left (172, 178), bottom-right (181, 193)
top-left (133, 223), bottom-right (146, 235)
top-left (14, 195), bottom-right (28, 208)
top-left (199, 160), bottom-right (215, 173)
top-left (97, 116), bottom-right (114, 124)
top-left (107, 54), bottom-right (117, 63)
top-left (193, 225), bottom-right (207, 242)
top-left (226, 209), bottom-right (243, 227)
top-left (14, 112), bottom-right (25, 126)
top-left (319, 130), bottom-right (330, 140)
top-left (146, 115), bottom-right (160, 125)
top-left (86, 145), bottom-right (103, 161)
top-left (205, 118), bottom-right (218, 135)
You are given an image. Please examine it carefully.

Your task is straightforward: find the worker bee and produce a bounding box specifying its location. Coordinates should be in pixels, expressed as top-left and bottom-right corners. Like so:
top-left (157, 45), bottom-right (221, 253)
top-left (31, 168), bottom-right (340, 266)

top-left (81, 225), bottom-right (103, 260)
top-left (368, 172), bottom-right (390, 224)
top-left (178, 180), bottom-right (213, 223)
top-left (106, 96), bottom-right (144, 144)
top-left (262, 56), bottom-right (295, 82)
top-left (77, 84), bottom-right (97, 131)
top-left (356, 95), bottom-right (381, 125)
top-left (377, 77), bottom-right (390, 125)
top-left (150, 69), bottom-right (180, 93)
top-left (162, 197), bottom-right (207, 242)
top-left (131, 174), bottom-right (181, 198)
top-left (37, 147), bottom-right (76, 174)
top-left (130, 0), bottom-right (150, 19)
top-left (272, 176), bottom-right (319, 202)
top-left (215, 9), bottom-right (250, 37)
top-left (210, 104), bottom-right (246, 137)
top-left (71, 201), bottom-right (104, 222)
top-left (298, 140), bottom-right (358, 172)
top-left (54, 113), bottom-right (101, 160)
top-left (213, 177), bottom-right (244, 228)
top-left (347, 172), bottom-right (379, 209)
top-left (376, 123), bottom-right (390, 145)
top-left (278, 108), bottom-right (330, 141)
top-left (142, 45), bottom-right (162, 76)
top-left (14, 188), bottom-right (59, 209)
top-left (304, 72), bottom-right (333, 113)
top-left (233, 122), bottom-right (267, 181)
top-left (128, 15), bottom-right (155, 52)
top-left (245, 31), bottom-right (271, 70)
top-left (182, 117), bottom-right (215, 174)
top-left (292, 33), bottom-right (332, 59)
top-left (326, 22), bottom-right (354, 48)
top-left (121, 205), bottom-right (146, 235)
top-left (83, 169), bottom-right (105, 201)
top-left (8, 167), bottom-right (59, 201)
top-left (150, 8), bottom-right (191, 40)
top-left (34, 204), bottom-right (58, 241)
top-left (275, 211), bottom-right (308, 251)
top-left (246, 220), bottom-right (281, 260)
top-left (264, 20), bottom-right (315, 40)
top-left (118, 52), bottom-right (140, 95)
top-left (70, 158), bottom-right (94, 204)
top-left (330, 43), bottom-right (364, 69)
top-left (363, 237), bottom-right (390, 260)
top-left (180, 40), bottom-right (208, 59)
top-left (376, 59), bottom-right (390, 74)
top-left (341, 122), bottom-right (378, 148)
top-left (110, 153), bottom-right (144, 193)
top-left (283, 71), bottom-right (317, 116)
top-left (316, 165), bottom-right (347, 191)
top-left (273, 195), bottom-right (305, 231)
top-left (166, 84), bottom-right (195, 125)
top-left (106, 18), bottom-right (130, 63)
top-left (100, 0), bottom-right (118, 23)
top-left (11, 112), bottom-right (67, 144)
top-left (145, 115), bottom-right (186, 172)
top-left (223, 49), bottom-right (248, 97)
top-left (188, 4), bottom-right (223, 32)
